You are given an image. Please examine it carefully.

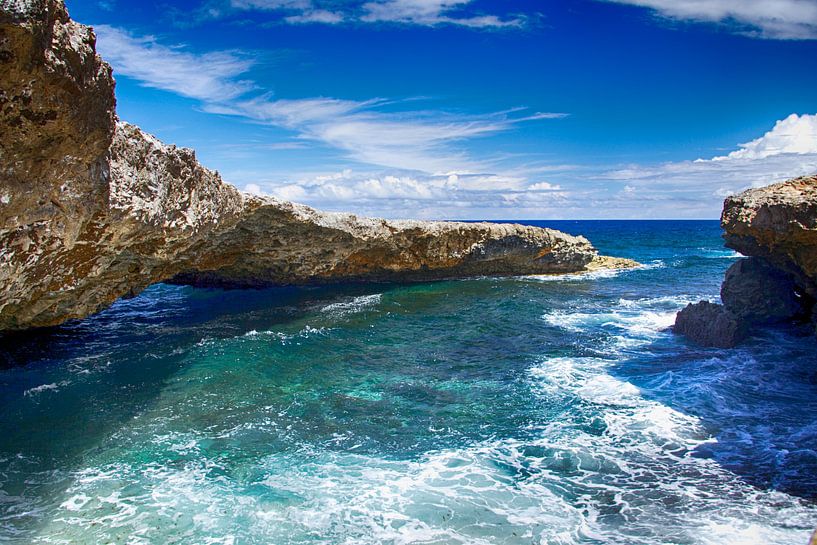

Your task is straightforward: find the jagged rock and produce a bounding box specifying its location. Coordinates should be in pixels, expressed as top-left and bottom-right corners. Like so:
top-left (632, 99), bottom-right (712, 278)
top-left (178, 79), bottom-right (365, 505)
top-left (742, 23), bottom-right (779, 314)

top-left (722, 176), bottom-right (817, 300)
top-left (721, 176), bottom-right (817, 338)
top-left (674, 301), bottom-right (747, 349)
top-left (677, 177), bottom-right (817, 347)
top-left (0, 0), bottom-right (635, 331)
top-left (721, 257), bottom-right (805, 324)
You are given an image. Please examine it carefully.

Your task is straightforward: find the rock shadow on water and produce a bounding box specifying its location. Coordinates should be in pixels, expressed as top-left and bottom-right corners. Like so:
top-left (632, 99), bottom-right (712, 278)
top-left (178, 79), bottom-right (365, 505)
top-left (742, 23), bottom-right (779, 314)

top-left (0, 280), bottom-right (397, 539)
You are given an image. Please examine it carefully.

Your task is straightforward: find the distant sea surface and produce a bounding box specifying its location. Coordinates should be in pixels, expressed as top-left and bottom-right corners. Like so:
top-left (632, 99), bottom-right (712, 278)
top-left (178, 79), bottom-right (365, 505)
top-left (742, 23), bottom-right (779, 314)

top-left (1, 220), bottom-right (816, 544)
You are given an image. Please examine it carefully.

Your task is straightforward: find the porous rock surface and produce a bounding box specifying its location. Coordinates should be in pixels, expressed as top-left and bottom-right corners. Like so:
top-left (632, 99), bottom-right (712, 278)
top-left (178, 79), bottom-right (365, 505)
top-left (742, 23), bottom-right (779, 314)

top-left (0, 0), bottom-right (631, 330)
top-left (722, 176), bottom-right (817, 293)
top-left (722, 176), bottom-right (817, 338)
top-left (675, 177), bottom-right (817, 347)
top-left (720, 257), bottom-right (805, 324)
top-left (674, 301), bottom-right (746, 349)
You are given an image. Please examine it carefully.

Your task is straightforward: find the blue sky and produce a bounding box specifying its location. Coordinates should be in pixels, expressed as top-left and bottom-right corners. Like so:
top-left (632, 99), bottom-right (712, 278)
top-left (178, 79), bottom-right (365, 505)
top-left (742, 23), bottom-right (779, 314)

top-left (70, 0), bottom-right (817, 219)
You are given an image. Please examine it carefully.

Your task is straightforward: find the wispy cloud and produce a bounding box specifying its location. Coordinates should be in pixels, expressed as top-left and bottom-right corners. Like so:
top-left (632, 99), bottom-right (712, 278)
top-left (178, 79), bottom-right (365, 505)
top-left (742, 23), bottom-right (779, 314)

top-left (97, 26), bottom-right (564, 173)
top-left (208, 97), bottom-right (563, 171)
top-left (95, 24), bottom-right (817, 218)
top-left (206, 97), bottom-right (563, 171)
top-left (94, 25), bottom-right (255, 102)
top-left (604, 0), bottom-right (817, 39)
top-left (190, 0), bottom-right (524, 28)
top-left (360, 0), bottom-right (524, 28)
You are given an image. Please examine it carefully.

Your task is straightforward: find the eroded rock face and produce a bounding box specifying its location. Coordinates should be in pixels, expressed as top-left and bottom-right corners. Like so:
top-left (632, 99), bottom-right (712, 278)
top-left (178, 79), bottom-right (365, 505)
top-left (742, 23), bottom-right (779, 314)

top-left (675, 177), bottom-right (817, 347)
top-left (721, 257), bottom-right (805, 324)
top-left (674, 301), bottom-right (747, 349)
top-left (0, 0), bottom-right (628, 331)
top-left (722, 176), bottom-right (817, 299)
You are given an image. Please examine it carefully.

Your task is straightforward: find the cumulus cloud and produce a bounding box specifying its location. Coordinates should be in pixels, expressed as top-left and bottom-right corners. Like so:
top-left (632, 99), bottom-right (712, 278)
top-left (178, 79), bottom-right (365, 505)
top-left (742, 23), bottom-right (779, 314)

top-left (248, 168), bottom-right (570, 218)
top-left (597, 113), bottom-right (817, 216)
top-left (713, 113), bottom-right (817, 160)
top-left (605, 0), bottom-right (817, 39)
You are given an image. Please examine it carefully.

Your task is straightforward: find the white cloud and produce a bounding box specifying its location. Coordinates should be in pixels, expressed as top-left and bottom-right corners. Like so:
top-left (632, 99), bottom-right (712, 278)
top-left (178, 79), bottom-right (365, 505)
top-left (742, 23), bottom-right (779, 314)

top-left (253, 168), bottom-right (571, 218)
top-left (284, 9), bottom-right (345, 23)
top-left (597, 114), bottom-right (817, 217)
top-left (712, 113), bottom-right (817, 160)
top-left (95, 27), bottom-right (562, 173)
top-left (226, 111), bottom-right (817, 218)
top-left (93, 25), bottom-right (255, 102)
top-left (360, 0), bottom-right (524, 27)
top-left (528, 181), bottom-right (562, 191)
top-left (606, 0), bottom-right (817, 39)
top-left (219, 0), bottom-right (522, 28)
top-left (204, 97), bottom-right (562, 172)
top-left (230, 1), bottom-right (346, 23)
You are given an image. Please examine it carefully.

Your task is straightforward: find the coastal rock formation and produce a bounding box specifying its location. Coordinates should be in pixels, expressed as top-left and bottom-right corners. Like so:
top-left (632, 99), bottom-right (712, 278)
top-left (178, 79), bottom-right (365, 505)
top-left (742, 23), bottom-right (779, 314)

top-left (674, 301), bottom-right (747, 349)
top-left (720, 257), bottom-right (806, 324)
top-left (722, 176), bottom-right (817, 293)
top-left (675, 176), bottom-right (817, 347)
top-left (0, 0), bottom-right (632, 331)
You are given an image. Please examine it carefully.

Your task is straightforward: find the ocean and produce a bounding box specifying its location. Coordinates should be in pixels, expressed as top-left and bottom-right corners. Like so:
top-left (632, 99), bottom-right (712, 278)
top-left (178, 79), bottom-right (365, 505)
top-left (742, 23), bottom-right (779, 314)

top-left (0, 220), bottom-right (815, 544)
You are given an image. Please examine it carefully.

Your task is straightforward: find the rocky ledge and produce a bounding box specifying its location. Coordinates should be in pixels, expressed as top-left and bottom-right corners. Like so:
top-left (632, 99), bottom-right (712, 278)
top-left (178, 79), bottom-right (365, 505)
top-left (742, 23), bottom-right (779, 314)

top-left (675, 176), bottom-right (817, 347)
top-left (0, 0), bottom-right (635, 331)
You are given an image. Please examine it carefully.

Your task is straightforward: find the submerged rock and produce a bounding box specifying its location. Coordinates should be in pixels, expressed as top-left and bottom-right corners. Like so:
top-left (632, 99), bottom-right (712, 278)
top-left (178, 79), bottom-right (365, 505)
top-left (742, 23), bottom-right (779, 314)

top-left (0, 0), bottom-right (630, 331)
top-left (674, 301), bottom-right (747, 349)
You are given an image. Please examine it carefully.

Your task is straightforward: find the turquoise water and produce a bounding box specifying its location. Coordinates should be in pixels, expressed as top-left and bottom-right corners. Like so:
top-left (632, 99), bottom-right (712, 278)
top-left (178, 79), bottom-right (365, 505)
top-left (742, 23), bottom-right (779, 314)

top-left (1, 220), bottom-right (816, 544)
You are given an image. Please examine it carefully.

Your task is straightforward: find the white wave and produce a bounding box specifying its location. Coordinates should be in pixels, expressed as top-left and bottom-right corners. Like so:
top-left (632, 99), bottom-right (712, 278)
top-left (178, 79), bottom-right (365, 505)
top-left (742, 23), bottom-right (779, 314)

top-left (542, 308), bottom-right (677, 340)
top-left (522, 268), bottom-right (625, 282)
top-left (524, 353), bottom-right (814, 543)
top-left (32, 415), bottom-right (815, 545)
top-left (242, 325), bottom-right (331, 341)
top-left (698, 248), bottom-right (743, 259)
top-left (320, 294), bottom-right (382, 316)
top-left (522, 260), bottom-right (665, 284)
top-left (616, 295), bottom-right (698, 308)
top-left (23, 381), bottom-right (70, 397)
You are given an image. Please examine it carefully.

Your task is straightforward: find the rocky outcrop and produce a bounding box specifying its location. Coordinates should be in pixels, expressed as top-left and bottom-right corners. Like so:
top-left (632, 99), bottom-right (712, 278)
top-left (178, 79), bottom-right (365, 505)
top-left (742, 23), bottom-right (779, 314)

top-left (675, 177), bottom-right (817, 347)
top-left (722, 176), bottom-right (817, 294)
top-left (674, 301), bottom-right (747, 349)
top-left (0, 0), bottom-right (634, 331)
top-left (722, 176), bottom-right (817, 338)
top-left (720, 257), bottom-right (806, 324)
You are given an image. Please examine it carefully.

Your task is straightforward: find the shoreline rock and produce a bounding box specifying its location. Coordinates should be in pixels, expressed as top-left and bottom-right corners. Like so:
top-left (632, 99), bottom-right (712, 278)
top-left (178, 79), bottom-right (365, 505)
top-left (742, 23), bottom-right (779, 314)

top-left (675, 176), bottom-right (817, 347)
top-left (0, 0), bottom-right (636, 331)
top-left (674, 301), bottom-right (747, 349)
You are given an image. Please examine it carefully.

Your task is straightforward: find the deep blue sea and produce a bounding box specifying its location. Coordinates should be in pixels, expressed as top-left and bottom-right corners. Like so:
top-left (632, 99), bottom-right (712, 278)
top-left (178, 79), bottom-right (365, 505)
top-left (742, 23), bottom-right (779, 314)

top-left (1, 220), bottom-right (816, 544)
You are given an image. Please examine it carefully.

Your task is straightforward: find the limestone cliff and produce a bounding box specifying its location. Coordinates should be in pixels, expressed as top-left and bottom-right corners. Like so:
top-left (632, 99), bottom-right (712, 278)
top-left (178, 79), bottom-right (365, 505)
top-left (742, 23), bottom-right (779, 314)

top-left (722, 176), bottom-right (817, 300)
top-left (675, 176), bottom-right (817, 347)
top-left (0, 0), bottom-right (630, 331)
